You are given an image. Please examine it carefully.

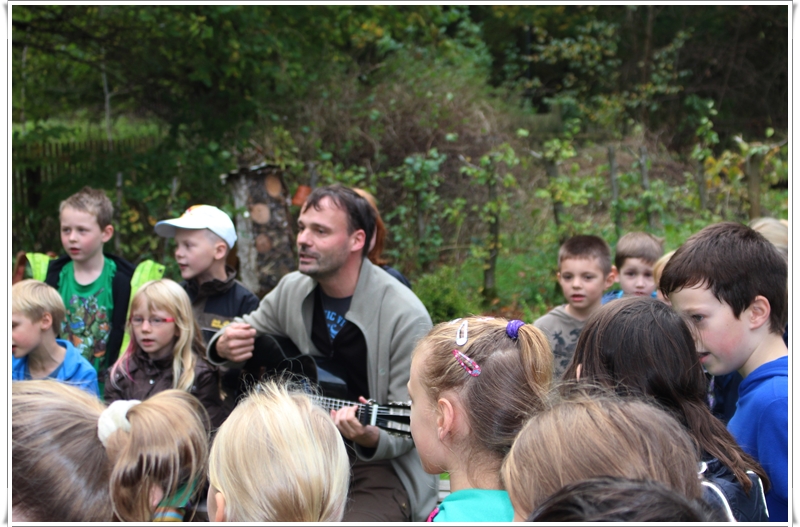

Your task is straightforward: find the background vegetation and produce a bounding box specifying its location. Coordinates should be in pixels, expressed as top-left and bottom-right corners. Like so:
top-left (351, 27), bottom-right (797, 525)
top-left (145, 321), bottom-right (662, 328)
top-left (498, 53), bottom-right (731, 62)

top-left (11, 5), bottom-right (789, 322)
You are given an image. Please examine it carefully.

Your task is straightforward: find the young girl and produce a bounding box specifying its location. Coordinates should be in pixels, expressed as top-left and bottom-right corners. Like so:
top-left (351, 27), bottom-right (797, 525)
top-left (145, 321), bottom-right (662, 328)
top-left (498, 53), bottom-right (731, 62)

top-left (207, 379), bottom-right (350, 522)
top-left (408, 316), bottom-right (552, 522)
top-left (105, 278), bottom-right (226, 429)
top-left (502, 387), bottom-right (705, 520)
top-left (563, 296), bottom-right (770, 522)
top-left (12, 380), bottom-right (208, 522)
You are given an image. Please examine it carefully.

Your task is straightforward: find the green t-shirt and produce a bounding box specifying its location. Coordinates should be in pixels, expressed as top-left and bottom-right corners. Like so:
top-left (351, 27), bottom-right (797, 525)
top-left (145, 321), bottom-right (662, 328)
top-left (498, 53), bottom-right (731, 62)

top-left (58, 257), bottom-right (117, 370)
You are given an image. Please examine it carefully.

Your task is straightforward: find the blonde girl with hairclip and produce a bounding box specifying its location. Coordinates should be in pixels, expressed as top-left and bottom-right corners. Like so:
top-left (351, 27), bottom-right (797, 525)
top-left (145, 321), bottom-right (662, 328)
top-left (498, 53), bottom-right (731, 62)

top-left (12, 380), bottom-right (208, 522)
top-left (105, 279), bottom-right (226, 430)
top-left (407, 316), bottom-right (553, 522)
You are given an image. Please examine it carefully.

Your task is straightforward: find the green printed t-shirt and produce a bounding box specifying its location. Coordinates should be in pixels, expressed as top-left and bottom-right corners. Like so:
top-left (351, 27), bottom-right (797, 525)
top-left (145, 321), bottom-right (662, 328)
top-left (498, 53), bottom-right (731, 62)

top-left (58, 257), bottom-right (116, 373)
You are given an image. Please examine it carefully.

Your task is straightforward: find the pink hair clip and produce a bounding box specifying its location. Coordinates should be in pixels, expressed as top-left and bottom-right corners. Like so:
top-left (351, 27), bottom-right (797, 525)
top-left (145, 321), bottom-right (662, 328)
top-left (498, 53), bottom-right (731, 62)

top-left (453, 349), bottom-right (481, 377)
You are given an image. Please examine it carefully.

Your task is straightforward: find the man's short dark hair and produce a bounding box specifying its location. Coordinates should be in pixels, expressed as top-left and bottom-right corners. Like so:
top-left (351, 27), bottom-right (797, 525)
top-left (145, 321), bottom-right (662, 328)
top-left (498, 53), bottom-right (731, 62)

top-left (558, 235), bottom-right (613, 275)
top-left (528, 476), bottom-right (726, 522)
top-left (303, 184), bottom-right (376, 258)
top-left (660, 222), bottom-right (787, 334)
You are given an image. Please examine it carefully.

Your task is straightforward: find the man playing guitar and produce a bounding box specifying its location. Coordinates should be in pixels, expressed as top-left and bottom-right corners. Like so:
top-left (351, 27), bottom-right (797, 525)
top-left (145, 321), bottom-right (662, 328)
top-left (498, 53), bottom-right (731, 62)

top-left (207, 184), bottom-right (437, 522)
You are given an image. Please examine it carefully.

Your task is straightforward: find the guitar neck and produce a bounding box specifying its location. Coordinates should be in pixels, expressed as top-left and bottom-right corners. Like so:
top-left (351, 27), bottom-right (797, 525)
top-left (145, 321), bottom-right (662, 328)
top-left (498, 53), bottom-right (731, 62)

top-left (310, 395), bottom-right (412, 438)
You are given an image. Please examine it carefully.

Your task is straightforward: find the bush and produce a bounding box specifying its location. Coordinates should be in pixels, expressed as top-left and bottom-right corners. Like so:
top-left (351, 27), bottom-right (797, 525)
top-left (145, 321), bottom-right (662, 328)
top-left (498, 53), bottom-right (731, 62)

top-left (414, 265), bottom-right (482, 325)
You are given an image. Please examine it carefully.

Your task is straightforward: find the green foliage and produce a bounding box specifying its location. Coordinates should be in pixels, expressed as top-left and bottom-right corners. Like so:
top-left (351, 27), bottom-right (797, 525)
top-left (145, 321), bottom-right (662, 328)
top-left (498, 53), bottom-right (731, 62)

top-left (414, 265), bottom-right (482, 324)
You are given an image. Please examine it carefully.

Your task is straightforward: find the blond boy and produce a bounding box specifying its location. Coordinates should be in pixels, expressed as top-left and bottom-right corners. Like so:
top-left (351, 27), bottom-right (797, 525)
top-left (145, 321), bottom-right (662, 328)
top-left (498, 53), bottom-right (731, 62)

top-left (533, 235), bottom-right (616, 379)
top-left (12, 280), bottom-right (99, 396)
top-left (155, 205), bottom-right (259, 343)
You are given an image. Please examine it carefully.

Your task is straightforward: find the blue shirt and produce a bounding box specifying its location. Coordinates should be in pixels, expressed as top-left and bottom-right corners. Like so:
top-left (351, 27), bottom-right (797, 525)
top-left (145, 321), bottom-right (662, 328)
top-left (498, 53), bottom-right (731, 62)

top-left (728, 356), bottom-right (787, 522)
top-left (429, 489), bottom-right (514, 522)
top-left (12, 338), bottom-right (100, 397)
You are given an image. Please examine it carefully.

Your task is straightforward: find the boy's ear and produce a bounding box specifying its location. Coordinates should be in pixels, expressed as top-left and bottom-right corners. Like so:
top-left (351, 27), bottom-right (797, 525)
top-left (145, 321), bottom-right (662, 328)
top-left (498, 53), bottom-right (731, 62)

top-left (38, 312), bottom-right (54, 332)
top-left (213, 241), bottom-right (228, 262)
top-left (747, 295), bottom-right (772, 330)
top-left (101, 224), bottom-right (114, 243)
top-left (436, 397), bottom-right (456, 443)
top-left (214, 491), bottom-right (227, 522)
top-left (605, 266), bottom-right (618, 288)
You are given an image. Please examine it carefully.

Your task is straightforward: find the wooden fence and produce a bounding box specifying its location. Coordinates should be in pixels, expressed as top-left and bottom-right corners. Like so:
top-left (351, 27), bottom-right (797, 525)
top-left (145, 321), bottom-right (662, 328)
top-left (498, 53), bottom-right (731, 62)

top-left (12, 136), bottom-right (159, 211)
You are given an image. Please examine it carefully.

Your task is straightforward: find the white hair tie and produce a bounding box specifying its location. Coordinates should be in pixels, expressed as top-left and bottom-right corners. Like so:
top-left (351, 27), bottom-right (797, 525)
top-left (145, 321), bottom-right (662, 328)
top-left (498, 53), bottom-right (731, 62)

top-left (98, 399), bottom-right (141, 447)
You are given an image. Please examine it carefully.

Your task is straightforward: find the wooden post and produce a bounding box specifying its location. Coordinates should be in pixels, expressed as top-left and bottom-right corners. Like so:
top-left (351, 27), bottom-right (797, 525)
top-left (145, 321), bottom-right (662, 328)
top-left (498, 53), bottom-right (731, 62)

top-left (745, 154), bottom-right (762, 220)
top-left (639, 146), bottom-right (655, 231)
top-left (545, 159), bottom-right (566, 242)
top-left (232, 172), bottom-right (260, 295)
top-left (608, 146), bottom-right (621, 238)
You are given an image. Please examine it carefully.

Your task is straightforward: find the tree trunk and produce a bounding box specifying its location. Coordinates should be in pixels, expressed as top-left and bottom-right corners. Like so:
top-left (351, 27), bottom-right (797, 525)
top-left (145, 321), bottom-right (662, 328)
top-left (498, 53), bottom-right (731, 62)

top-left (232, 173), bottom-right (260, 294)
top-left (483, 172), bottom-right (499, 306)
top-left (639, 146), bottom-right (655, 231)
top-left (608, 146), bottom-right (621, 238)
top-left (545, 159), bottom-right (565, 242)
top-left (745, 154), bottom-right (762, 220)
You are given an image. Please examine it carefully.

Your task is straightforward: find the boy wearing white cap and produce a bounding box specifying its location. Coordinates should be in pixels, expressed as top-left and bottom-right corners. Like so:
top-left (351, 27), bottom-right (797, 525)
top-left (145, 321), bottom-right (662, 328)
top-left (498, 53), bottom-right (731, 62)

top-left (155, 205), bottom-right (260, 344)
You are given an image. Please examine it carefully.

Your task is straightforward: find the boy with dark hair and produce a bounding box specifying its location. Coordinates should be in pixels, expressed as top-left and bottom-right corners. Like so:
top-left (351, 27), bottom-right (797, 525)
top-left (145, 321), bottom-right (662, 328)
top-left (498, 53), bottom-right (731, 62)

top-left (29, 187), bottom-right (164, 388)
top-left (660, 221), bottom-right (788, 522)
top-left (602, 231), bottom-right (664, 303)
top-left (534, 235), bottom-right (616, 378)
top-left (155, 205), bottom-right (259, 343)
top-left (12, 280), bottom-right (99, 397)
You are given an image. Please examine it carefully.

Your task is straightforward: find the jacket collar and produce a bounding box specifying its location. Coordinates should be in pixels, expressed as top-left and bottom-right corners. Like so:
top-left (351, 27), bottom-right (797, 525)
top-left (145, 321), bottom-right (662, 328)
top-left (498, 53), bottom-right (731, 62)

top-left (185, 265), bottom-right (237, 301)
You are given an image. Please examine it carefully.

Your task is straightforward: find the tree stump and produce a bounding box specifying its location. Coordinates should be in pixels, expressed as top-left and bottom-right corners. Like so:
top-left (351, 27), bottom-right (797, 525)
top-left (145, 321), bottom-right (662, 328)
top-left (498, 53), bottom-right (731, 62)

top-left (229, 163), bottom-right (296, 298)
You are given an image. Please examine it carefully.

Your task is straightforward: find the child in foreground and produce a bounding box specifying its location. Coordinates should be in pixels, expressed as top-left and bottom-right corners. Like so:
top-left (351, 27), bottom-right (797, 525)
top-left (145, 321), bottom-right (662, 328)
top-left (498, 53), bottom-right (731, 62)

top-left (12, 381), bottom-right (208, 522)
top-left (11, 280), bottom-right (98, 397)
top-left (564, 296), bottom-right (769, 521)
top-left (602, 231), bottom-right (663, 303)
top-left (660, 221), bottom-right (788, 522)
top-left (408, 316), bottom-right (553, 522)
top-left (533, 235), bottom-right (616, 378)
top-left (501, 387), bottom-right (703, 521)
top-left (105, 279), bottom-right (226, 430)
top-left (207, 380), bottom-right (350, 522)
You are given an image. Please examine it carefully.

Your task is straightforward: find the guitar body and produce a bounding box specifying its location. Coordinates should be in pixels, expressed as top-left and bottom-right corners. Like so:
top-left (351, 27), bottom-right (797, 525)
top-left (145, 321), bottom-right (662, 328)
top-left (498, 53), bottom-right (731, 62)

top-left (239, 333), bottom-right (412, 438)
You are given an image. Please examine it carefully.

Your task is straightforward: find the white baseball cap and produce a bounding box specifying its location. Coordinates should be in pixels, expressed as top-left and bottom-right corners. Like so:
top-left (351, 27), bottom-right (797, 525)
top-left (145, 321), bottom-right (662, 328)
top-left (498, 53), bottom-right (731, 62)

top-left (155, 205), bottom-right (237, 248)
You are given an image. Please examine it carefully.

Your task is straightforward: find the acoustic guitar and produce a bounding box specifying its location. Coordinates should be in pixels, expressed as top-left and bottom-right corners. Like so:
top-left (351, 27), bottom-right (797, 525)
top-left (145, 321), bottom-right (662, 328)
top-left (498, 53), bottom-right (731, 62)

top-left (239, 334), bottom-right (412, 438)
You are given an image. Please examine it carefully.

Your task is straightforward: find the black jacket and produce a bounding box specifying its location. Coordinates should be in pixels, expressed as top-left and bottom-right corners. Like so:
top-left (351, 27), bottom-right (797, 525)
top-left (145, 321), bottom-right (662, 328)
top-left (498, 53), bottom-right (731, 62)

top-left (45, 253), bottom-right (136, 374)
top-left (701, 457), bottom-right (770, 522)
top-left (183, 266), bottom-right (260, 343)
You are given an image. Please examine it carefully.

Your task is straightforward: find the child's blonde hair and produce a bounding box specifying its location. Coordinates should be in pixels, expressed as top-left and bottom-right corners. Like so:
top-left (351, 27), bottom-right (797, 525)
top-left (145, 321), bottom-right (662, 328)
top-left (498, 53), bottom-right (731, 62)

top-left (59, 186), bottom-right (114, 229)
top-left (110, 279), bottom-right (202, 391)
top-left (12, 279), bottom-right (66, 330)
top-left (208, 380), bottom-right (350, 522)
top-left (501, 386), bottom-right (702, 519)
top-left (414, 317), bottom-right (552, 479)
top-left (12, 380), bottom-right (208, 522)
top-left (652, 250), bottom-right (676, 288)
top-left (749, 217), bottom-right (788, 262)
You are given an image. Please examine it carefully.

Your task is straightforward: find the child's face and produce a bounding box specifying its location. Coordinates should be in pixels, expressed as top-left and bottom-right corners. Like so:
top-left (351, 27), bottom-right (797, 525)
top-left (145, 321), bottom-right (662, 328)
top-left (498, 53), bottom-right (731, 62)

top-left (407, 349), bottom-right (445, 474)
top-left (59, 207), bottom-right (113, 264)
top-left (618, 258), bottom-right (656, 297)
top-left (668, 284), bottom-right (752, 376)
top-left (11, 312), bottom-right (44, 359)
top-left (557, 257), bottom-right (615, 319)
top-left (130, 306), bottom-right (179, 361)
top-left (174, 229), bottom-right (221, 283)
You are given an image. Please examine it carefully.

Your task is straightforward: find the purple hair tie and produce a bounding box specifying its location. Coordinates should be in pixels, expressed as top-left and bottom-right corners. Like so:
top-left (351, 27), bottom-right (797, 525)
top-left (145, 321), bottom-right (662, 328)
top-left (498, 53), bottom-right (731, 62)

top-left (506, 320), bottom-right (525, 340)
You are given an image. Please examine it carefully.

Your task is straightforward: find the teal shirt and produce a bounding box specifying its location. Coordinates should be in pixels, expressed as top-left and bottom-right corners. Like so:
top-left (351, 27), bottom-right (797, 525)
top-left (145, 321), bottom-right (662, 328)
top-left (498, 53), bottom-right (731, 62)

top-left (431, 489), bottom-right (514, 522)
